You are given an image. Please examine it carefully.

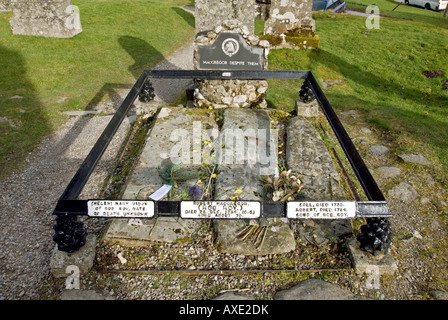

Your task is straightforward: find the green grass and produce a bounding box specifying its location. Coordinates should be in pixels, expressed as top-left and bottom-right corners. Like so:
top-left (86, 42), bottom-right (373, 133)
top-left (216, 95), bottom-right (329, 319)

top-left (0, 0), bottom-right (195, 179)
top-left (265, 6), bottom-right (448, 185)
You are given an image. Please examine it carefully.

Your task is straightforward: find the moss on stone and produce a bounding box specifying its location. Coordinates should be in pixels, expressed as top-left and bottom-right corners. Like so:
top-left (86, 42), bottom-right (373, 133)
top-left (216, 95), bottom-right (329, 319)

top-left (286, 35), bottom-right (319, 49)
top-left (259, 34), bottom-right (283, 46)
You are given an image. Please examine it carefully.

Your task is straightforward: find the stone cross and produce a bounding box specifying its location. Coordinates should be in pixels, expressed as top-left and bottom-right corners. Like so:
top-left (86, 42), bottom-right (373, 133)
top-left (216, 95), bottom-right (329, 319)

top-left (9, 0), bottom-right (82, 38)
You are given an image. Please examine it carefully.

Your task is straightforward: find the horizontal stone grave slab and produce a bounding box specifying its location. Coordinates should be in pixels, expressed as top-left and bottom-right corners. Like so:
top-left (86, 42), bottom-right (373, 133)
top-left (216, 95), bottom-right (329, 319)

top-left (286, 116), bottom-right (353, 242)
top-left (212, 108), bottom-right (296, 255)
top-left (103, 107), bottom-right (219, 244)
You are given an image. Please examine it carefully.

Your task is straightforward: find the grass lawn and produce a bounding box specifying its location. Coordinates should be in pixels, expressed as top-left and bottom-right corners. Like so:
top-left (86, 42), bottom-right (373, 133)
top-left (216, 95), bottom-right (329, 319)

top-left (263, 1), bottom-right (448, 185)
top-left (0, 0), bottom-right (195, 179)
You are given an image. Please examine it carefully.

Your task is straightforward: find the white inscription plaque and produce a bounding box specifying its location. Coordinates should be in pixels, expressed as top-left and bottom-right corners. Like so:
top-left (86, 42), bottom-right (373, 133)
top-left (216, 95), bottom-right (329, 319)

top-left (287, 201), bottom-right (357, 219)
top-left (87, 200), bottom-right (155, 218)
top-left (181, 201), bottom-right (261, 219)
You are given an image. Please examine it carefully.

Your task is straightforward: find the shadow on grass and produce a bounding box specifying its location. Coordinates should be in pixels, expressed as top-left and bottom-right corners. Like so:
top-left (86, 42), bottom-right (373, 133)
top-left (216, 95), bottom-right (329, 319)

top-left (0, 44), bottom-right (50, 180)
top-left (315, 49), bottom-right (448, 109)
top-left (118, 35), bottom-right (190, 103)
top-left (172, 6), bottom-right (195, 28)
top-left (118, 35), bottom-right (167, 80)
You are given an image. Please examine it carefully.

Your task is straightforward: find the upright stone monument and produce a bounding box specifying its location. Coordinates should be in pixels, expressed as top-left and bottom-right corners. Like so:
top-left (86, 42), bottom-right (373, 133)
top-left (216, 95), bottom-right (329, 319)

top-left (9, 0), bottom-right (82, 38)
top-left (193, 0), bottom-right (270, 109)
top-left (195, 0), bottom-right (256, 35)
top-left (0, 0), bottom-right (12, 12)
top-left (262, 0), bottom-right (318, 49)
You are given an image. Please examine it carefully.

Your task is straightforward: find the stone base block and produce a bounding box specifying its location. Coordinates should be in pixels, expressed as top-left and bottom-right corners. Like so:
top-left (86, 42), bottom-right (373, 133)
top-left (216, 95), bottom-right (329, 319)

top-left (295, 99), bottom-right (321, 118)
top-left (50, 234), bottom-right (97, 278)
top-left (347, 237), bottom-right (397, 275)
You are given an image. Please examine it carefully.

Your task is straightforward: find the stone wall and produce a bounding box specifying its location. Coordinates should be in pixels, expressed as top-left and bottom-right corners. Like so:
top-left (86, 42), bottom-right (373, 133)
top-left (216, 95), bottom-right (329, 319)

top-left (9, 0), bottom-right (82, 38)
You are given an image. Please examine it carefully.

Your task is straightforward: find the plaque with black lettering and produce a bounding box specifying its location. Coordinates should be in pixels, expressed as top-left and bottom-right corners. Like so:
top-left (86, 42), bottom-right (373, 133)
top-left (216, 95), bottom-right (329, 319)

top-left (198, 33), bottom-right (264, 71)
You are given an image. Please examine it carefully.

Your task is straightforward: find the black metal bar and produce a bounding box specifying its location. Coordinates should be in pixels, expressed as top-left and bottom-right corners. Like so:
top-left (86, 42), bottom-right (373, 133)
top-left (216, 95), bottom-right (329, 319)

top-left (145, 69), bottom-right (310, 80)
top-left (58, 72), bottom-right (148, 200)
top-left (51, 69), bottom-right (394, 255)
top-left (53, 199), bottom-right (392, 218)
top-left (306, 73), bottom-right (385, 201)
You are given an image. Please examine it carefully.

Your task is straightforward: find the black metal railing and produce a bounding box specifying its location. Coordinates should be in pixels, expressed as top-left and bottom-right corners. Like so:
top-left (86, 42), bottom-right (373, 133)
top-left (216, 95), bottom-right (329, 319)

top-left (52, 70), bottom-right (392, 254)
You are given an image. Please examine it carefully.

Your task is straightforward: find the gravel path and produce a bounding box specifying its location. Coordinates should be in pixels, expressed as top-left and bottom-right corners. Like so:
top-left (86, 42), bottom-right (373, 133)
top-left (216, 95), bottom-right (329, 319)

top-left (0, 38), bottom-right (194, 300)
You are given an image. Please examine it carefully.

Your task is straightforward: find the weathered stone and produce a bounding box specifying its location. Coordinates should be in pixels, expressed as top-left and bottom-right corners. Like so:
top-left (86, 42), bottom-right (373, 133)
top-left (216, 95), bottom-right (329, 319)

top-left (213, 109), bottom-right (296, 255)
top-left (194, 79), bottom-right (268, 109)
top-left (387, 182), bottom-right (418, 202)
top-left (0, 0), bottom-right (11, 13)
top-left (398, 153), bottom-right (431, 166)
top-left (213, 292), bottom-right (255, 300)
top-left (430, 290), bottom-right (448, 300)
top-left (286, 117), bottom-right (346, 201)
top-left (375, 166), bottom-right (401, 179)
top-left (195, 0), bottom-right (255, 35)
top-left (9, 0), bottom-right (82, 38)
top-left (50, 234), bottom-right (97, 278)
top-left (286, 116), bottom-right (352, 243)
top-left (274, 279), bottom-right (369, 300)
top-left (264, 0), bottom-right (315, 35)
top-left (103, 107), bottom-right (219, 245)
top-left (360, 127), bottom-right (372, 134)
top-left (369, 145), bottom-right (389, 156)
top-left (347, 237), bottom-right (398, 275)
top-left (295, 99), bottom-right (320, 117)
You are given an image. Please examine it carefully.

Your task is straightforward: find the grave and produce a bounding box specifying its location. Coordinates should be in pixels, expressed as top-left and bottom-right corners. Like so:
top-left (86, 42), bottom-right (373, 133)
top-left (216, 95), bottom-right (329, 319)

top-left (103, 107), bottom-right (219, 245)
top-left (9, 0), bottom-right (82, 38)
top-left (212, 108), bottom-right (296, 255)
top-left (50, 0), bottom-right (395, 280)
top-left (261, 0), bottom-right (319, 49)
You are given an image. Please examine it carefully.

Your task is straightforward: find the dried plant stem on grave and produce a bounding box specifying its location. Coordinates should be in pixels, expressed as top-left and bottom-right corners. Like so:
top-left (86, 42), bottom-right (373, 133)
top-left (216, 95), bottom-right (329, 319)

top-left (201, 165), bottom-right (216, 200)
top-left (237, 170), bottom-right (305, 249)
